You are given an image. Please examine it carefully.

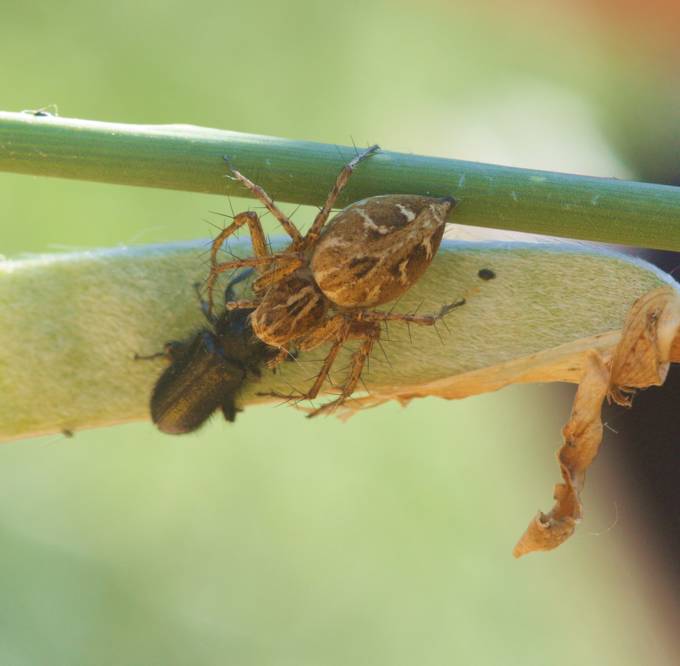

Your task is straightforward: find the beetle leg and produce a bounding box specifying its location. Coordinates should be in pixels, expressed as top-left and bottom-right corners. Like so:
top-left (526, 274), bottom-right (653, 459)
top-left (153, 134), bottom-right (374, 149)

top-left (133, 340), bottom-right (186, 362)
top-left (224, 268), bottom-right (256, 301)
top-left (221, 396), bottom-right (241, 422)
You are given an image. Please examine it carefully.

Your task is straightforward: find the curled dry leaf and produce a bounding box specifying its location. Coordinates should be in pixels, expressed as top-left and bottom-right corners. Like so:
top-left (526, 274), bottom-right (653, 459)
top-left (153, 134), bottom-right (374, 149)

top-left (512, 351), bottom-right (609, 557)
top-left (513, 286), bottom-right (680, 557)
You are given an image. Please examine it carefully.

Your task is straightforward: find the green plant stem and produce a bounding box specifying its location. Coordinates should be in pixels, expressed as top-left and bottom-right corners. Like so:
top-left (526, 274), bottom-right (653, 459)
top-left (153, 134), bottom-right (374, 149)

top-left (2, 111), bottom-right (680, 250)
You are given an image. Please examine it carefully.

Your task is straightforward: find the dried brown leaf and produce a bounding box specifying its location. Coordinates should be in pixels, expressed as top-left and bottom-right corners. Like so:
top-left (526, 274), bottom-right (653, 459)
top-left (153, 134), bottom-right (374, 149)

top-left (513, 351), bottom-right (608, 557)
top-left (609, 286), bottom-right (680, 403)
top-left (514, 286), bottom-right (680, 557)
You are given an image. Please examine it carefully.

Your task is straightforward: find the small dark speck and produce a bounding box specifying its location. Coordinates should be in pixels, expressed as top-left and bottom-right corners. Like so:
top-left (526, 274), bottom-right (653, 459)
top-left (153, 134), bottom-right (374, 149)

top-left (478, 268), bottom-right (496, 281)
top-left (62, 429), bottom-right (74, 438)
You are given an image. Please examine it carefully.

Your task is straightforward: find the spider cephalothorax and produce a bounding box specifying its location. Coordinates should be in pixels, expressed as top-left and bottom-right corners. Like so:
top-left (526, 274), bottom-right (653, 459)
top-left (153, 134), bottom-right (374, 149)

top-left (206, 145), bottom-right (461, 416)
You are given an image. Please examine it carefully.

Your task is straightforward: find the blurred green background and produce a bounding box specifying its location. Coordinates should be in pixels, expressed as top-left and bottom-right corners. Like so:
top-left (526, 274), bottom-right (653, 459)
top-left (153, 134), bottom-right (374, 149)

top-left (1, 0), bottom-right (679, 663)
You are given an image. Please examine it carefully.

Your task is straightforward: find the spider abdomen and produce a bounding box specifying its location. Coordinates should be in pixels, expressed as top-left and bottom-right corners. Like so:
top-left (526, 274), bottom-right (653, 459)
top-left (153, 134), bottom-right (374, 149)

top-left (310, 195), bottom-right (454, 308)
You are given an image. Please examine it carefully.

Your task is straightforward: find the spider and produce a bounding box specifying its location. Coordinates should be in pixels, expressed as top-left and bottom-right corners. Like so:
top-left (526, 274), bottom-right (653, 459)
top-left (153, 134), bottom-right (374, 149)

top-left (205, 145), bottom-right (462, 416)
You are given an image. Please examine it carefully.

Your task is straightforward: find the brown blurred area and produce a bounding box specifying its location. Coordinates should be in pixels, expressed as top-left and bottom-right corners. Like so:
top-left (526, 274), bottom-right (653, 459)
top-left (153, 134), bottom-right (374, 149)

top-left (573, 0), bottom-right (680, 52)
top-left (570, 0), bottom-right (680, 184)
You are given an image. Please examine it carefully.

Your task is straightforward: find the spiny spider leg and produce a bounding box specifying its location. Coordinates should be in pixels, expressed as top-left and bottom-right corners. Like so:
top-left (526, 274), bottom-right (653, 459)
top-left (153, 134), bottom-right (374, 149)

top-left (258, 315), bottom-right (348, 401)
top-left (262, 328), bottom-right (348, 404)
top-left (252, 257), bottom-right (304, 293)
top-left (308, 323), bottom-right (381, 418)
top-left (206, 252), bottom-right (302, 315)
top-left (357, 298), bottom-right (466, 326)
top-left (296, 326), bottom-right (350, 401)
top-left (260, 317), bottom-right (382, 416)
top-left (225, 299), bottom-right (260, 310)
top-left (303, 144), bottom-right (380, 248)
top-left (209, 211), bottom-right (268, 271)
top-left (226, 160), bottom-right (303, 245)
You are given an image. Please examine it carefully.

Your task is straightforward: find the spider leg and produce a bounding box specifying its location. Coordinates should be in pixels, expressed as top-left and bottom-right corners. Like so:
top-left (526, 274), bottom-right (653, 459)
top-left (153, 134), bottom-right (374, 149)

top-left (265, 317), bottom-right (382, 416)
top-left (209, 211), bottom-right (269, 270)
top-left (307, 321), bottom-right (381, 418)
top-left (258, 315), bottom-right (348, 401)
top-left (302, 340), bottom-right (345, 400)
top-left (252, 256), bottom-right (304, 293)
top-left (225, 299), bottom-right (260, 310)
top-left (206, 210), bottom-right (274, 315)
top-left (296, 314), bottom-right (347, 352)
top-left (303, 144), bottom-right (380, 248)
top-left (206, 252), bottom-right (302, 316)
top-left (227, 163), bottom-right (304, 245)
top-left (356, 298), bottom-right (466, 327)
top-left (264, 337), bottom-right (345, 404)
top-left (195, 270), bottom-right (258, 324)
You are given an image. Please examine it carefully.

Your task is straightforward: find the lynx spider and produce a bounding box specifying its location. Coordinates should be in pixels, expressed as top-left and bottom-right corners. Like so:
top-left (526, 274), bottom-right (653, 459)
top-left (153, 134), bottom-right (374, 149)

top-left (206, 145), bottom-right (461, 416)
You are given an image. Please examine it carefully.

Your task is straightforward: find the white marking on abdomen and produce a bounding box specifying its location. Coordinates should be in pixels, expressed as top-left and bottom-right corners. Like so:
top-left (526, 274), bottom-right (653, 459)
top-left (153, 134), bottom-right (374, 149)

top-left (357, 208), bottom-right (391, 235)
top-left (396, 204), bottom-right (415, 222)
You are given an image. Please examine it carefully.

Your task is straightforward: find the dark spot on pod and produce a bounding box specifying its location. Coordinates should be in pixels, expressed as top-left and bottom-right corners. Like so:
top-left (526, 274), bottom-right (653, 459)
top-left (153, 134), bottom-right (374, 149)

top-left (478, 268), bottom-right (496, 281)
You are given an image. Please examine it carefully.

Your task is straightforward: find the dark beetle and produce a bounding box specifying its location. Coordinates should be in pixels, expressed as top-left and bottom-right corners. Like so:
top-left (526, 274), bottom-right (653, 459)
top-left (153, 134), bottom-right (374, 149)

top-left (145, 273), bottom-right (274, 434)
